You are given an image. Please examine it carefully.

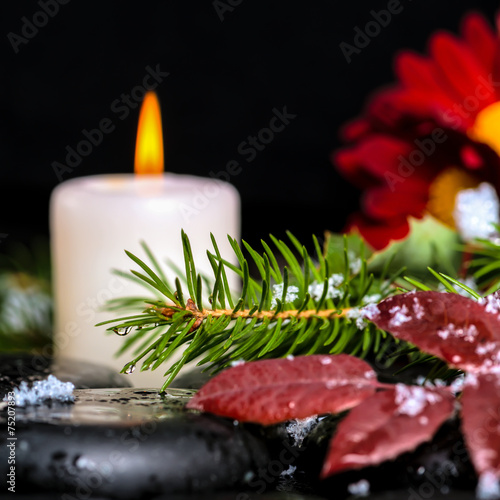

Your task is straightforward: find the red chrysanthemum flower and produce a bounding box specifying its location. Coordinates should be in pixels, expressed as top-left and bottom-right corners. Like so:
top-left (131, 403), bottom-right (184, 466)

top-left (333, 12), bottom-right (500, 250)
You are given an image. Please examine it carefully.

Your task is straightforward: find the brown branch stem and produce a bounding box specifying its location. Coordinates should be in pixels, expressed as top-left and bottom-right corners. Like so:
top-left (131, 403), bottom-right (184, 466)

top-left (156, 299), bottom-right (350, 323)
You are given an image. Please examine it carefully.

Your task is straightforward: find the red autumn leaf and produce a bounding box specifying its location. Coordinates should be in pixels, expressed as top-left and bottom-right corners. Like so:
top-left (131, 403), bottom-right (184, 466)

top-left (321, 384), bottom-right (455, 477)
top-left (366, 291), bottom-right (500, 372)
top-left (186, 354), bottom-right (381, 425)
top-left (461, 372), bottom-right (500, 480)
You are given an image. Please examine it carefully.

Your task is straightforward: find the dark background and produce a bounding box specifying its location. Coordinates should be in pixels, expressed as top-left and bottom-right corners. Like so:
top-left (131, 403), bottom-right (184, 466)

top-left (1, 0), bottom-right (499, 252)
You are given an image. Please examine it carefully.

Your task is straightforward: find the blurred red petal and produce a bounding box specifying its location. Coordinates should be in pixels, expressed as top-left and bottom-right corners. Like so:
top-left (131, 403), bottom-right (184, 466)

top-left (430, 32), bottom-right (496, 108)
top-left (341, 118), bottom-right (372, 142)
top-left (395, 52), bottom-right (457, 110)
top-left (335, 135), bottom-right (413, 185)
top-left (462, 13), bottom-right (497, 77)
top-left (346, 214), bottom-right (410, 250)
top-left (363, 185), bottom-right (428, 220)
top-left (368, 87), bottom-right (465, 131)
top-left (332, 11), bottom-right (500, 249)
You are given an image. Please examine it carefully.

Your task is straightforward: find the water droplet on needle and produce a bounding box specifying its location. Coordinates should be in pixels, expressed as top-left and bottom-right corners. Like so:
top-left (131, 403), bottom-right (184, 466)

top-left (113, 326), bottom-right (132, 336)
top-left (125, 364), bottom-right (136, 374)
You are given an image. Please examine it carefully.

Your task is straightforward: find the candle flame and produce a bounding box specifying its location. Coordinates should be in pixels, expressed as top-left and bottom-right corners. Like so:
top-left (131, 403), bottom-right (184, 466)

top-left (134, 91), bottom-right (164, 175)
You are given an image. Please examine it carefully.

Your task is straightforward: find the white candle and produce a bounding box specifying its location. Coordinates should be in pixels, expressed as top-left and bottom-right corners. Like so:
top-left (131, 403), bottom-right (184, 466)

top-left (49, 93), bottom-right (240, 387)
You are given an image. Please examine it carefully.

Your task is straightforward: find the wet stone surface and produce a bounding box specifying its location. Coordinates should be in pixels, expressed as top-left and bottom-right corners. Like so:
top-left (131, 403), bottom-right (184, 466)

top-left (0, 388), bottom-right (272, 498)
top-left (0, 353), bottom-right (131, 395)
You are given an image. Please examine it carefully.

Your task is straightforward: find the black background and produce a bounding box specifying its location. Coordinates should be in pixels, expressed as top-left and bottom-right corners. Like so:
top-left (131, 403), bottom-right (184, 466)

top-left (1, 0), bottom-right (499, 251)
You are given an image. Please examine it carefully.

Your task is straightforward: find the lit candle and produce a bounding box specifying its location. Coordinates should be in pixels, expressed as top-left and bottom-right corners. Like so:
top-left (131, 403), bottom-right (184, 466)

top-left (50, 92), bottom-right (241, 386)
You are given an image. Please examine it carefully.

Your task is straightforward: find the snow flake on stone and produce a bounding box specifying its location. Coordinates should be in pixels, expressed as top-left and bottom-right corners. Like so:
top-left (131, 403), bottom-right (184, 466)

top-left (271, 283), bottom-right (299, 308)
top-left (347, 479), bottom-right (370, 497)
top-left (454, 182), bottom-right (500, 242)
top-left (388, 304), bottom-right (412, 328)
top-left (477, 470), bottom-right (500, 500)
top-left (394, 384), bottom-right (441, 417)
top-left (280, 465), bottom-right (296, 477)
top-left (286, 416), bottom-right (319, 447)
top-left (4, 375), bottom-right (75, 407)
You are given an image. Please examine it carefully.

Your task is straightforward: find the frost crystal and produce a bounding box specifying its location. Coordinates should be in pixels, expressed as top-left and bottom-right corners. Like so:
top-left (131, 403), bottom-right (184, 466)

top-left (347, 479), bottom-right (370, 497)
top-left (286, 416), bottom-right (319, 447)
top-left (415, 376), bottom-right (446, 389)
top-left (308, 274), bottom-right (344, 301)
top-left (394, 384), bottom-right (441, 417)
top-left (479, 294), bottom-right (500, 315)
top-left (412, 298), bottom-right (425, 319)
top-left (346, 307), bottom-right (369, 329)
top-left (450, 375), bottom-right (465, 395)
top-left (5, 375), bottom-right (75, 407)
top-left (271, 283), bottom-right (299, 308)
top-left (362, 294), bottom-right (381, 305)
top-left (361, 303), bottom-right (380, 321)
top-left (477, 342), bottom-right (499, 356)
top-left (436, 276), bottom-right (478, 297)
top-left (280, 465), bottom-right (296, 477)
top-left (437, 323), bottom-right (478, 343)
top-left (231, 359), bottom-right (246, 367)
top-left (454, 182), bottom-right (500, 241)
top-left (348, 253), bottom-right (362, 275)
top-left (477, 470), bottom-right (500, 500)
top-left (388, 304), bottom-right (412, 327)
top-left (464, 373), bottom-right (479, 388)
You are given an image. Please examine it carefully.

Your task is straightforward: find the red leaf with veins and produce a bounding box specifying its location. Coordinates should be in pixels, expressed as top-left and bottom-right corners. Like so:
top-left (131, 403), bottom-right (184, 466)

top-left (321, 385), bottom-right (455, 478)
top-left (366, 291), bottom-right (500, 372)
top-left (186, 354), bottom-right (381, 425)
top-left (461, 372), bottom-right (500, 479)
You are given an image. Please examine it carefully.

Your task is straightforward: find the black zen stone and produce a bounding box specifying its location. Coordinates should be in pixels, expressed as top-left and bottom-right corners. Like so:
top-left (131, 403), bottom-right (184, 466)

top-left (0, 353), bottom-right (131, 397)
top-left (0, 388), bottom-right (271, 498)
top-left (296, 415), bottom-right (478, 499)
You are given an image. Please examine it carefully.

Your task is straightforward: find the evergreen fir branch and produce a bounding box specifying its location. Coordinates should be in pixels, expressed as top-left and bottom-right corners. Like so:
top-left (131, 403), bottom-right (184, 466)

top-left (98, 231), bottom-right (406, 391)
